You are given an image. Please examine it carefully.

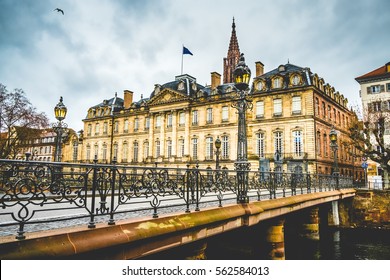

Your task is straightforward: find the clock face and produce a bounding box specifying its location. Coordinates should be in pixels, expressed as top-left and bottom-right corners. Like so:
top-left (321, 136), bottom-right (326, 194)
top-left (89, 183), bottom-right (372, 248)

top-left (257, 81), bottom-right (264, 90)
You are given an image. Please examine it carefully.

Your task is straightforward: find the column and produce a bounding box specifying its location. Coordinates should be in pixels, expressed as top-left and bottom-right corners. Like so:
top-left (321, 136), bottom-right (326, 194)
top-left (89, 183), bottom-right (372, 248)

top-left (160, 113), bottom-right (165, 159)
top-left (299, 207), bottom-right (320, 241)
top-left (184, 108), bottom-right (190, 158)
top-left (172, 110), bottom-right (177, 157)
top-left (265, 218), bottom-right (285, 260)
top-left (148, 113), bottom-right (154, 161)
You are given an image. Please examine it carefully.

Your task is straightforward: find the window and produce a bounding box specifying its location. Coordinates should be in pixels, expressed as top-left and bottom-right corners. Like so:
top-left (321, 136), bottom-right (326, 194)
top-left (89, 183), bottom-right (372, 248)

top-left (94, 144), bottom-right (99, 159)
top-left (72, 141), bottom-right (78, 162)
top-left (371, 102), bottom-right (381, 112)
top-left (206, 108), bottom-right (213, 123)
top-left (387, 83), bottom-right (390, 92)
top-left (143, 141), bottom-right (149, 159)
top-left (316, 131), bottom-right (321, 156)
top-left (256, 101), bottom-right (264, 118)
top-left (123, 119), bottom-right (129, 133)
top-left (179, 112), bottom-right (185, 126)
top-left (293, 130), bottom-right (303, 157)
top-left (292, 96), bottom-right (301, 114)
top-left (323, 134), bottom-right (328, 157)
top-left (95, 123), bottom-right (100, 135)
top-left (134, 118), bottom-right (139, 132)
top-left (205, 137), bottom-right (213, 160)
top-left (292, 75), bottom-right (300, 86)
top-left (367, 85), bottom-right (384, 94)
top-left (155, 140), bottom-right (160, 158)
top-left (103, 122), bottom-right (108, 135)
top-left (222, 106), bottom-right (229, 121)
top-left (178, 139), bottom-right (185, 157)
top-left (102, 143), bottom-right (107, 161)
top-left (113, 143), bottom-right (118, 160)
top-left (192, 110), bottom-right (198, 125)
top-left (86, 145), bottom-right (91, 161)
top-left (256, 132), bottom-right (265, 158)
top-left (145, 117), bottom-right (150, 130)
top-left (155, 115), bottom-right (161, 128)
top-left (114, 121), bottom-right (119, 133)
top-left (273, 77), bottom-right (281, 88)
top-left (167, 140), bottom-right (172, 158)
top-left (192, 138), bottom-right (198, 160)
top-left (222, 135), bottom-right (229, 159)
top-left (315, 98), bottom-right (319, 116)
top-left (274, 131), bottom-right (283, 154)
top-left (167, 114), bottom-right (172, 128)
top-left (123, 142), bottom-right (128, 162)
top-left (273, 99), bottom-right (282, 116)
top-left (133, 142), bottom-right (138, 162)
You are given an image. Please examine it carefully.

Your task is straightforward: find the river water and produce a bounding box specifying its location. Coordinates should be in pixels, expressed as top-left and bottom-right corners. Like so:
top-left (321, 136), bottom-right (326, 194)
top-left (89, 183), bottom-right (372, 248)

top-left (286, 228), bottom-right (390, 260)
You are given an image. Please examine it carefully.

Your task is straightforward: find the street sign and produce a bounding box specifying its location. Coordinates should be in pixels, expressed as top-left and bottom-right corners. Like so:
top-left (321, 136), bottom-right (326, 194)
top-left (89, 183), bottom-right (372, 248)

top-left (361, 162), bottom-right (368, 169)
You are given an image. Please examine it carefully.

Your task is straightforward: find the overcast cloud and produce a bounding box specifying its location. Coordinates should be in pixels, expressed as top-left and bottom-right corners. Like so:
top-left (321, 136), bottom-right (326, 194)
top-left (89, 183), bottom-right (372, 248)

top-left (1, 0), bottom-right (389, 131)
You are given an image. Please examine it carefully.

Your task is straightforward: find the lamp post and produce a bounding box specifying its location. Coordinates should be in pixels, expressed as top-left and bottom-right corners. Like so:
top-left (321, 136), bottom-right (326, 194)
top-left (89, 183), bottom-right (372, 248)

top-left (52, 97), bottom-right (68, 162)
top-left (329, 126), bottom-right (339, 190)
top-left (232, 53), bottom-right (252, 203)
top-left (215, 136), bottom-right (221, 170)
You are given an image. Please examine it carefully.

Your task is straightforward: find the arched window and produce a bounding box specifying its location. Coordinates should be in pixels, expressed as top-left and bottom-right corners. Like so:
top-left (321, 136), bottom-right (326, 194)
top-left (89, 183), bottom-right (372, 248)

top-left (222, 135), bottom-right (229, 160)
top-left (206, 137), bottom-right (213, 160)
top-left (256, 132), bottom-right (265, 158)
top-left (133, 141), bottom-right (138, 162)
top-left (293, 130), bottom-right (303, 157)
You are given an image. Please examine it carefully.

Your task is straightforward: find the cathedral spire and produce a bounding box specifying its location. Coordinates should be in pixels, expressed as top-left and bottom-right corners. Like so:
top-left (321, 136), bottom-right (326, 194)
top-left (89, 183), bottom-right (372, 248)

top-left (223, 17), bottom-right (241, 84)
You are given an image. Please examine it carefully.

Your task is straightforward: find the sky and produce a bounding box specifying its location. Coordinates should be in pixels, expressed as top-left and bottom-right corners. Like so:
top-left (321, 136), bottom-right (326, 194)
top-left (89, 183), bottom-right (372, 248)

top-left (1, 0), bottom-right (389, 131)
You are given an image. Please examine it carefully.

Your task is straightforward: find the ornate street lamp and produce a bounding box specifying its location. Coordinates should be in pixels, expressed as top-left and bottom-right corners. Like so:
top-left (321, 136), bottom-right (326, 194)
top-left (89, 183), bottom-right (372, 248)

top-left (232, 53), bottom-right (252, 203)
top-left (215, 136), bottom-right (221, 170)
top-left (329, 126), bottom-right (339, 189)
top-left (53, 97), bottom-right (68, 162)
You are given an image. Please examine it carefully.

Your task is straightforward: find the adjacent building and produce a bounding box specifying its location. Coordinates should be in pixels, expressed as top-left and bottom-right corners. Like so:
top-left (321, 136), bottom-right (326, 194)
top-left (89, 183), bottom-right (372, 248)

top-left (77, 20), bottom-right (362, 178)
top-left (355, 62), bottom-right (390, 182)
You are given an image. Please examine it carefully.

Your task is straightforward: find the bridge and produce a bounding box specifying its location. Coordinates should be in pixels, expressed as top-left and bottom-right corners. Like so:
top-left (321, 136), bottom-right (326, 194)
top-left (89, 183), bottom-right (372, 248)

top-left (0, 159), bottom-right (355, 259)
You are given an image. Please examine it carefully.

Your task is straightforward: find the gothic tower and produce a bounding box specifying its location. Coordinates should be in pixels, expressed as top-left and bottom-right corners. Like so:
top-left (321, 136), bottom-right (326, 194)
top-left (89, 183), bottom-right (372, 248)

top-left (223, 18), bottom-right (241, 84)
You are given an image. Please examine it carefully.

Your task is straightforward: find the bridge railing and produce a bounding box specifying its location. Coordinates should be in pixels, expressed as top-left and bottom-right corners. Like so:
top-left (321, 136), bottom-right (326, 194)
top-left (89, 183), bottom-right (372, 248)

top-left (0, 159), bottom-right (353, 240)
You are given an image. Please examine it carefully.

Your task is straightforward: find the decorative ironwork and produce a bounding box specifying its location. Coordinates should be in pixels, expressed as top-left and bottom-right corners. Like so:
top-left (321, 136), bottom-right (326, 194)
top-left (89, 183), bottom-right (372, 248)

top-left (0, 159), bottom-right (353, 239)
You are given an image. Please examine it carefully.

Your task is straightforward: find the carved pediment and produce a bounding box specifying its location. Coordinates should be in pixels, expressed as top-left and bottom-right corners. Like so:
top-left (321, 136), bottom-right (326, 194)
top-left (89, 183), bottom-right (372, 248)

top-left (148, 89), bottom-right (189, 106)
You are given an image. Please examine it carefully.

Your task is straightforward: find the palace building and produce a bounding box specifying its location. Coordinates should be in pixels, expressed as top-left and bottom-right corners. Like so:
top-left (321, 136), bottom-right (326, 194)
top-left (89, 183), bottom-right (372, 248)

top-left (75, 20), bottom-right (363, 178)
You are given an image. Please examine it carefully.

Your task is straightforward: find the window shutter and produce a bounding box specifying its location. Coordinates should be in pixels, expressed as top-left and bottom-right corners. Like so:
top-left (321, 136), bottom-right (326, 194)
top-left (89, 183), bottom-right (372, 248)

top-left (380, 85), bottom-right (385, 92)
top-left (367, 87), bottom-right (371, 94)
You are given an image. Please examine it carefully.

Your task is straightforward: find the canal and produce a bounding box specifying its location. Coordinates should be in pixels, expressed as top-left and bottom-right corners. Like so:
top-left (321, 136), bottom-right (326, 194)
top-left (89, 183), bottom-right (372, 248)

top-left (286, 228), bottom-right (390, 260)
top-left (144, 227), bottom-right (390, 260)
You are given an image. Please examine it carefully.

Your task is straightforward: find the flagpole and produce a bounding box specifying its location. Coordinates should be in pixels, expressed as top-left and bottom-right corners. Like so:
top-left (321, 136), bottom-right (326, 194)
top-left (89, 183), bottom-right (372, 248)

top-left (181, 45), bottom-right (184, 74)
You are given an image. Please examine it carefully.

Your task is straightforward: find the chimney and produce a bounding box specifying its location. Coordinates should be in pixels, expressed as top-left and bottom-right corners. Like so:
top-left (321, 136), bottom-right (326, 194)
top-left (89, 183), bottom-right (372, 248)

top-left (211, 72), bottom-right (221, 90)
top-left (123, 90), bottom-right (133, 109)
top-left (255, 61), bottom-right (264, 77)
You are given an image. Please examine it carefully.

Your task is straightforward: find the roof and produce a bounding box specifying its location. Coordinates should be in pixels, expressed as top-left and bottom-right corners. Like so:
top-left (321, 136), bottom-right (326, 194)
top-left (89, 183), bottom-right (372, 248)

top-left (90, 95), bottom-right (124, 112)
top-left (258, 63), bottom-right (310, 78)
top-left (355, 62), bottom-right (390, 83)
top-left (150, 74), bottom-right (206, 99)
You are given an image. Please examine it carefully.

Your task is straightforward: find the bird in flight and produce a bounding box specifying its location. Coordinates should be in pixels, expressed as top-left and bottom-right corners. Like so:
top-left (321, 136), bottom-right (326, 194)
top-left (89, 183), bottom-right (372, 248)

top-left (54, 8), bottom-right (64, 15)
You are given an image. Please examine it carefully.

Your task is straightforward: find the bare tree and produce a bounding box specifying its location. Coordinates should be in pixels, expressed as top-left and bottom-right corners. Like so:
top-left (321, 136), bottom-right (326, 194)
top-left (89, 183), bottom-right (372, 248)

top-left (0, 84), bottom-right (49, 159)
top-left (348, 102), bottom-right (390, 180)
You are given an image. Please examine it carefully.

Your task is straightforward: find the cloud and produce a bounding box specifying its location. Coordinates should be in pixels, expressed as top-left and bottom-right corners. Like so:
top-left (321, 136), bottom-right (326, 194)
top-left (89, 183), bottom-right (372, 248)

top-left (1, 0), bottom-right (389, 131)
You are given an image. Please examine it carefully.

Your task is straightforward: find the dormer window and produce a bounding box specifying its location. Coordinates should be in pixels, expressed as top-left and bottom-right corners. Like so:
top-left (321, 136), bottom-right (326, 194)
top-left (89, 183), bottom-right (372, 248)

top-left (292, 75), bottom-right (300, 86)
top-left (278, 65), bottom-right (286, 72)
top-left (178, 81), bottom-right (185, 91)
top-left (256, 81), bottom-right (264, 91)
top-left (273, 77), bottom-right (281, 89)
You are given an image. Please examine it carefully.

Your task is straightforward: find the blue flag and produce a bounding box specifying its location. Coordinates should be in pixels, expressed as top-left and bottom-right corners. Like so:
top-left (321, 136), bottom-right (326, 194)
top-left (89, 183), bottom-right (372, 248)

top-left (183, 46), bottom-right (193, 55)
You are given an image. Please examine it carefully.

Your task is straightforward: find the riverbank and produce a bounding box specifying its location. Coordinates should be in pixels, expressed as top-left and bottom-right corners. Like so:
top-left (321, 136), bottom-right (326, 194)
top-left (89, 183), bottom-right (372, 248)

top-left (349, 190), bottom-right (390, 230)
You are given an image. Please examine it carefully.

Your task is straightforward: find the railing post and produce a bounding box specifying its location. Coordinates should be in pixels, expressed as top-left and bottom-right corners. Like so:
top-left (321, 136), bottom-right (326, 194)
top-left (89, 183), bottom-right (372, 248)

top-left (307, 172), bottom-right (311, 193)
top-left (88, 156), bottom-right (98, 228)
top-left (185, 163), bottom-right (191, 213)
top-left (108, 157), bottom-right (117, 225)
top-left (195, 162), bottom-right (200, 212)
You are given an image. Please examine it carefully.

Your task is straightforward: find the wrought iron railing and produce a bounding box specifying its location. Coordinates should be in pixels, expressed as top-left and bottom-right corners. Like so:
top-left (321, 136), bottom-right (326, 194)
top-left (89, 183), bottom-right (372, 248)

top-left (0, 159), bottom-right (353, 240)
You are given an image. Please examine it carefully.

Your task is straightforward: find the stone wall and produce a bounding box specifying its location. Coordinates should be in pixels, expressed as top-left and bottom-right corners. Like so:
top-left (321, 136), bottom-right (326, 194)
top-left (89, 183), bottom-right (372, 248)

top-left (351, 190), bottom-right (390, 229)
